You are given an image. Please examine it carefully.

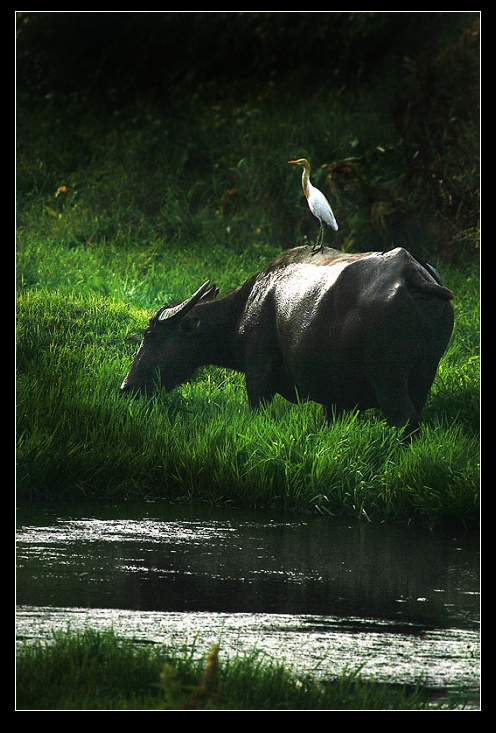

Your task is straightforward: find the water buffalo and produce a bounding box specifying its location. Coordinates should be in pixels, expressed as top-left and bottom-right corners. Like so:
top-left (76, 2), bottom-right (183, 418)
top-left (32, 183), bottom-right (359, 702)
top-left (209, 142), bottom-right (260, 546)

top-left (121, 246), bottom-right (454, 435)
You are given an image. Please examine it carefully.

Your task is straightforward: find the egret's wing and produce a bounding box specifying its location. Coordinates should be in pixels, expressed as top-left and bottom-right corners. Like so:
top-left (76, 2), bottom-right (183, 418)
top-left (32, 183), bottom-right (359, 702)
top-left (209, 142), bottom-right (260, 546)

top-left (308, 186), bottom-right (338, 231)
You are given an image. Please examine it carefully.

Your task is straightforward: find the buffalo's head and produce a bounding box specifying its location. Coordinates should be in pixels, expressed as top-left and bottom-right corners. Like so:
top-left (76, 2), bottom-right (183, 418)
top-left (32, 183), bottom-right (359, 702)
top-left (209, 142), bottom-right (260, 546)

top-left (120, 280), bottom-right (218, 395)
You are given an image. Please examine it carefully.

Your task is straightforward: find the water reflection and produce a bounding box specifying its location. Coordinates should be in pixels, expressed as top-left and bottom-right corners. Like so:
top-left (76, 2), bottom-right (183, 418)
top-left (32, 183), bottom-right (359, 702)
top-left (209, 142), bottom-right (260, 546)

top-left (16, 501), bottom-right (479, 629)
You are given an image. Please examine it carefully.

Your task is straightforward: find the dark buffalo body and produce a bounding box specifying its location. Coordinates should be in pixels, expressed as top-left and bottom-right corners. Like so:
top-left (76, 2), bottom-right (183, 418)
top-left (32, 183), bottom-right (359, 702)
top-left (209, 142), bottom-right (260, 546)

top-left (121, 246), bottom-right (454, 434)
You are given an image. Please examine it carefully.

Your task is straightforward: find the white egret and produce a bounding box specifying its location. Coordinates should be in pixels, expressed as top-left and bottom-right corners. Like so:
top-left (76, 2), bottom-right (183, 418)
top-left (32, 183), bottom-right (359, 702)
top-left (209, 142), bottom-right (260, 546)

top-left (288, 158), bottom-right (338, 252)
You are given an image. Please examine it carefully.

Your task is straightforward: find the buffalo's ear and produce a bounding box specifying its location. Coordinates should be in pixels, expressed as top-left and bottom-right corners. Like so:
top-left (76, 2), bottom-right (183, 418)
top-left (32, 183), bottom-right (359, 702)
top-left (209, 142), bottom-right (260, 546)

top-left (179, 315), bottom-right (201, 333)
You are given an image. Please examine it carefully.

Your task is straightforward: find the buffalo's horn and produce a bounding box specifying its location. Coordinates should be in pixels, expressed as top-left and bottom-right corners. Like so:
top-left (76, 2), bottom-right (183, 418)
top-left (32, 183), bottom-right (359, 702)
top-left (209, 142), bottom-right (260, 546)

top-left (158, 280), bottom-right (216, 323)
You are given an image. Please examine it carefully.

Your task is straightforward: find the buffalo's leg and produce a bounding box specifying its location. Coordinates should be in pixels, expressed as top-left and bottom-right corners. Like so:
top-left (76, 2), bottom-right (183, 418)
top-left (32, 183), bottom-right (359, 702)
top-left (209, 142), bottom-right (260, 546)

top-left (245, 365), bottom-right (277, 410)
top-left (245, 381), bottom-right (276, 410)
top-left (407, 363), bottom-right (440, 417)
top-left (371, 377), bottom-right (420, 437)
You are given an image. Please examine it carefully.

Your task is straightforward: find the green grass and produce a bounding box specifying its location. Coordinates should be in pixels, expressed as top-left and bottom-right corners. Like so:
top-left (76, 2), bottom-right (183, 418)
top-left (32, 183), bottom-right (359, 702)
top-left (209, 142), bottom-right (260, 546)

top-left (16, 628), bottom-right (472, 710)
top-left (16, 234), bottom-right (479, 525)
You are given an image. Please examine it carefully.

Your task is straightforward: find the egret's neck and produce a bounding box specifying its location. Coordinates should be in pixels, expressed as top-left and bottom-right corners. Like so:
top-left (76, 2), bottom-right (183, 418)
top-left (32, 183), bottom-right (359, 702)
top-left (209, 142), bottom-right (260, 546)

top-left (300, 166), bottom-right (310, 198)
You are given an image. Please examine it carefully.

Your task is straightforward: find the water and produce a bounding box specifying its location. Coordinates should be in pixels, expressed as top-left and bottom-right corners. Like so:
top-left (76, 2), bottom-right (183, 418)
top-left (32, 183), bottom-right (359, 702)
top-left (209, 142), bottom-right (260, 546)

top-left (16, 501), bottom-right (480, 700)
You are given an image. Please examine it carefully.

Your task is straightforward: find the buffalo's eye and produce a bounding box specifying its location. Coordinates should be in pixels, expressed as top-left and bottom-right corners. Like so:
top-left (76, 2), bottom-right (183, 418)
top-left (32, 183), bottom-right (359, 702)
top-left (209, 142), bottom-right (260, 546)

top-left (143, 329), bottom-right (157, 340)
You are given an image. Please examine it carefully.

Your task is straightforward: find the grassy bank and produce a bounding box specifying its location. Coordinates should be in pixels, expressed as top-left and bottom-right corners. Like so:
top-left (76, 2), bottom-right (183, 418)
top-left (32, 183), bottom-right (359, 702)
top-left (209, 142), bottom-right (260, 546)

top-left (16, 235), bottom-right (479, 525)
top-left (16, 628), bottom-right (472, 710)
top-left (16, 13), bottom-right (479, 526)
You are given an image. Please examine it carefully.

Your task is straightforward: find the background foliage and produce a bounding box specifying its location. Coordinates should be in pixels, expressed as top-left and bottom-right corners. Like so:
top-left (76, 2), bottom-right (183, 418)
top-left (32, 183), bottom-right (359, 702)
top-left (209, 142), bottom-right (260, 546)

top-left (17, 11), bottom-right (479, 258)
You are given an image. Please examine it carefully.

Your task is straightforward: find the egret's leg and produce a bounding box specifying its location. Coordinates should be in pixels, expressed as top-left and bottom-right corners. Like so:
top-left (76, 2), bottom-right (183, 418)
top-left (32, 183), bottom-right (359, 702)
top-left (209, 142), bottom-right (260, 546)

top-left (312, 223), bottom-right (324, 253)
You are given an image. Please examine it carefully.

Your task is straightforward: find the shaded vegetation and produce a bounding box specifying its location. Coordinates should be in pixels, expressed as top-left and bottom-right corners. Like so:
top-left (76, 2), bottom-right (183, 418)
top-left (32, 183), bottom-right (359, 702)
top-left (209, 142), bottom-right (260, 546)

top-left (17, 12), bottom-right (479, 257)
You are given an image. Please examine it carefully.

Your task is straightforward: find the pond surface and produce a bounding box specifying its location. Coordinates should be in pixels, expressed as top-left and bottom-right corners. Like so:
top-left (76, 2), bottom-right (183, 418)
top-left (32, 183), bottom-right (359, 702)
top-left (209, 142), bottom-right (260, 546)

top-left (16, 501), bottom-right (480, 702)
